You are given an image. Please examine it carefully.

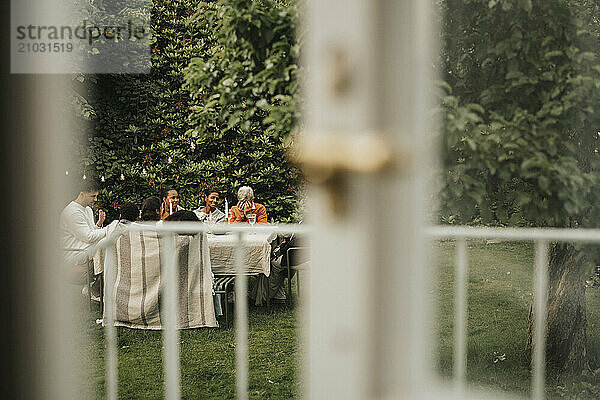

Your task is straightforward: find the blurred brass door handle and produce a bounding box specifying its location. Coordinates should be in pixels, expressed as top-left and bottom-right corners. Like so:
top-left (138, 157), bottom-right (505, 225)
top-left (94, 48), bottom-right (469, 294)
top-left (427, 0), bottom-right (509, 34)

top-left (290, 132), bottom-right (406, 215)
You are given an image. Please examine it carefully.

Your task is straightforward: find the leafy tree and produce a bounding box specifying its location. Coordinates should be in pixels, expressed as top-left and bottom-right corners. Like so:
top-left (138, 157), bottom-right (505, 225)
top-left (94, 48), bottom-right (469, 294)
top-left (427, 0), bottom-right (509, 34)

top-left (183, 0), bottom-right (301, 221)
top-left (439, 0), bottom-right (600, 372)
top-left (71, 0), bottom-right (302, 222)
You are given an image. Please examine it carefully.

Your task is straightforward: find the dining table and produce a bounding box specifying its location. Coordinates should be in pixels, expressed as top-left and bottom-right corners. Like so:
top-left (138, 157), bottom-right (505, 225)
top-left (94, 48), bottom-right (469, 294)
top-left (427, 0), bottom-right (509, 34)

top-left (206, 230), bottom-right (277, 276)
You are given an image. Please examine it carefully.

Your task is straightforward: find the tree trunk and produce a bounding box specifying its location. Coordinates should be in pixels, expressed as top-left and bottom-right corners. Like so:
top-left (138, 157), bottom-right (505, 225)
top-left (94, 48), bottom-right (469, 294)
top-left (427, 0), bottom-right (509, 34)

top-left (526, 242), bottom-right (588, 373)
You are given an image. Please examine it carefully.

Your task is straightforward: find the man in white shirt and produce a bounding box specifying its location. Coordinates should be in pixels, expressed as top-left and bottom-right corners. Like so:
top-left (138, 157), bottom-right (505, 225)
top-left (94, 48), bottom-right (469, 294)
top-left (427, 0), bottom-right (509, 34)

top-left (60, 180), bottom-right (106, 297)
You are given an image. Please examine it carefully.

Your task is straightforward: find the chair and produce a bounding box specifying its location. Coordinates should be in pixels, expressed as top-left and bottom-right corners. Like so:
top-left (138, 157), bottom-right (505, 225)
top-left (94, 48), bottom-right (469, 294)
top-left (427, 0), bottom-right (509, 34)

top-left (213, 275), bottom-right (236, 328)
top-left (64, 248), bottom-right (103, 313)
top-left (285, 246), bottom-right (310, 303)
top-left (103, 231), bottom-right (218, 329)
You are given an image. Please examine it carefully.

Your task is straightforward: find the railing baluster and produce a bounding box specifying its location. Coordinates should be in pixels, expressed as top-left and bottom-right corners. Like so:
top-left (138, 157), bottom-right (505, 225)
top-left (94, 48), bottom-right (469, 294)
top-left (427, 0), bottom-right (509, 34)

top-left (454, 237), bottom-right (468, 392)
top-left (162, 232), bottom-right (181, 400)
top-left (104, 246), bottom-right (118, 400)
top-left (235, 232), bottom-right (248, 400)
top-left (532, 240), bottom-right (549, 400)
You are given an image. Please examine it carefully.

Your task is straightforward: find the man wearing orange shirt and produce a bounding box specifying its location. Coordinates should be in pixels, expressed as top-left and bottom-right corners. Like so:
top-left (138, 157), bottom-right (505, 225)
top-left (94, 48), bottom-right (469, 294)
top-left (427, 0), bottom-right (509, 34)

top-left (229, 186), bottom-right (267, 223)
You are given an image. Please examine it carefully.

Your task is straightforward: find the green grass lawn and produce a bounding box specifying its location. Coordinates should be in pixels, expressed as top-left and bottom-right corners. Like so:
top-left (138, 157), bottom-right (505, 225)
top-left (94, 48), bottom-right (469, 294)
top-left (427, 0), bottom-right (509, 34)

top-left (83, 241), bottom-right (600, 399)
top-left (85, 303), bottom-right (299, 400)
top-left (434, 240), bottom-right (600, 399)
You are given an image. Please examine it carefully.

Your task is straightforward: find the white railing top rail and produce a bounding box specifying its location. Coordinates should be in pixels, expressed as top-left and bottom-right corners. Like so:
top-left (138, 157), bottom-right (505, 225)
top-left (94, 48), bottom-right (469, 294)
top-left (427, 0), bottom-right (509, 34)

top-left (425, 225), bottom-right (600, 242)
top-left (127, 222), bottom-right (312, 235)
top-left (78, 222), bottom-right (311, 261)
top-left (85, 223), bottom-right (600, 255)
top-left (73, 224), bottom-right (600, 259)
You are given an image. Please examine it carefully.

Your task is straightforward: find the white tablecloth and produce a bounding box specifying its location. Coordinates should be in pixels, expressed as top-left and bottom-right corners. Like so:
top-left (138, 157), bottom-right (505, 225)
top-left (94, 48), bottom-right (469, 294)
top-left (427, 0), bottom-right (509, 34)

top-left (207, 231), bottom-right (276, 276)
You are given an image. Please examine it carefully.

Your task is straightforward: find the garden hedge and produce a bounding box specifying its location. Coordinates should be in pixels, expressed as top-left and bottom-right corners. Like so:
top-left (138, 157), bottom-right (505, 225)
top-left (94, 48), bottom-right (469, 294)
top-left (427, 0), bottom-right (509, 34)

top-left (71, 0), bottom-right (302, 222)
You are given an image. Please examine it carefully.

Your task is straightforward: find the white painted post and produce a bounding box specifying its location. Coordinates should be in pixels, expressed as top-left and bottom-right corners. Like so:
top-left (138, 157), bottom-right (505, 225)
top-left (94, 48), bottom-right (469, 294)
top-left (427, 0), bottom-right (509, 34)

top-left (162, 233), bottom-right (181, 400)
top-left (30, 75), bottom-right (86, 400)
top-left (303, 0), bottom-right (379, 398)
top-left (532, 240), bottom-right (549, 400)
top-left (303, 0), bottom-right (435, 399)
top-left (104, 245), bottom-right (119, 400)
top-left (234, 232), bottom-right (249, 400)
top-left (454, 238), bottom-right (468, 392)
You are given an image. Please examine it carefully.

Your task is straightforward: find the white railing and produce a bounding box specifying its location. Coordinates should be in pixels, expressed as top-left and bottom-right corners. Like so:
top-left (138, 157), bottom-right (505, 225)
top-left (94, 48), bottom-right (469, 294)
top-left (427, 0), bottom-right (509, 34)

top-left (96, 222), bottom-right (311, 400)
top-left (425, 225), bottom-right (600, 400)
top-left (93, 223), bottom-right (598, 400)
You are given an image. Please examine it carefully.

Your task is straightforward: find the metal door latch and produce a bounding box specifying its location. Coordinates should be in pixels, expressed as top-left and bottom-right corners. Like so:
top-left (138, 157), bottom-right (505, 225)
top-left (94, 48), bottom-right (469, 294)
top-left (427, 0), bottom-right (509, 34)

top-left (290, 132), bottom-right (405, 215)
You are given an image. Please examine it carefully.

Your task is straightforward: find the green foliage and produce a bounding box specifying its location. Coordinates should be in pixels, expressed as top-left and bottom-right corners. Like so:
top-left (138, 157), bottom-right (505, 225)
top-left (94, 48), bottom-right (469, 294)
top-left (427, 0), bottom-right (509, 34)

top-left (438, 0), bottom-right (600, 228)
top-left (72, 0), bottom-right (302, 222)
top-left (183, 0), bottom-right (301, 221)
top-left (72, 0), bottom-right (152, 73)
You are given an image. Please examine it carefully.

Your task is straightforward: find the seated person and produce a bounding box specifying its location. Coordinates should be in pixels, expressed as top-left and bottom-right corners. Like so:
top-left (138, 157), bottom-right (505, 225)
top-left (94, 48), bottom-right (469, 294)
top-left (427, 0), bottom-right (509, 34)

top-left (229, 186), bottom-right (267, 223)
top-left (105, 217), bottom-right (218, 329)
top-left (250, 234), bottom-right (308, 305)
top-left (140, 196), bottom-right (161, 221)
top-left (160, 188), bottom-right (184, 220)
top-left (117, 202), bottom-right (139, 223)
top-left (92, 203), bottom-right (140, 274)
top-left (193, 188), bottom-right (226, 223)
top-left (60, 179), bottom-right (107, 299)
top-left (106, 202), bottom-right (139, 233)
top-left (165, 210), bottom-right (200, 222)
top-left (162, 209), bottom-right (222, 316)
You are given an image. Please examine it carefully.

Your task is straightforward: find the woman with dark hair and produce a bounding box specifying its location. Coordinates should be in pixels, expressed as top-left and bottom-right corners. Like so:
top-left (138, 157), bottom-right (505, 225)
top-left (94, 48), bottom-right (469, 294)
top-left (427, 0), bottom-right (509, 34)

top-left (164, 210), bottom-right (200, 222)
top-left (90, 202), bottom-right (141, 287)
top-left (118, 202), bottom-right (140, 223)
top-left (160, 188), bottom-right (184, 220)
top-left (102, 202), bottom-right (139, 238)
top-left (140, 197), bottom-right (161, 221)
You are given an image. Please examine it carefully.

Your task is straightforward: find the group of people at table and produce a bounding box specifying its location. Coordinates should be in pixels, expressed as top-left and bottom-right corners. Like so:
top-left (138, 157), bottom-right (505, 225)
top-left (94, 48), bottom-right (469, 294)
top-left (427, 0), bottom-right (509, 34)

top-left (60, 180), bottom-right (292, 315)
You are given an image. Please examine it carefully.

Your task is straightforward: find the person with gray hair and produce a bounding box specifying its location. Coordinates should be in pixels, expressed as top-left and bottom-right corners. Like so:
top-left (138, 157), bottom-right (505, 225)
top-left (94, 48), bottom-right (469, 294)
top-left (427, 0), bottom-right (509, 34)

top-left (229, 185), bottom-right (267, 223)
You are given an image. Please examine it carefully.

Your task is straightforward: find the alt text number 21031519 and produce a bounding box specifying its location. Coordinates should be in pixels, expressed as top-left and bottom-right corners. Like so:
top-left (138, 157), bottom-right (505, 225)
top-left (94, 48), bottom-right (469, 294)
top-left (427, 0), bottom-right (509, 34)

top-left (18, 42), bottom-right (74, 53)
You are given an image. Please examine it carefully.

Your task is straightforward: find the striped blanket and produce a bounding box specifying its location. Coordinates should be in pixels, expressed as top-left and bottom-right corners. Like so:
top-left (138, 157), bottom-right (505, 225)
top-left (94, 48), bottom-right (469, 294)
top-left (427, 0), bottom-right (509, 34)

top-left (104, 231), bottom-right (217, 329)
